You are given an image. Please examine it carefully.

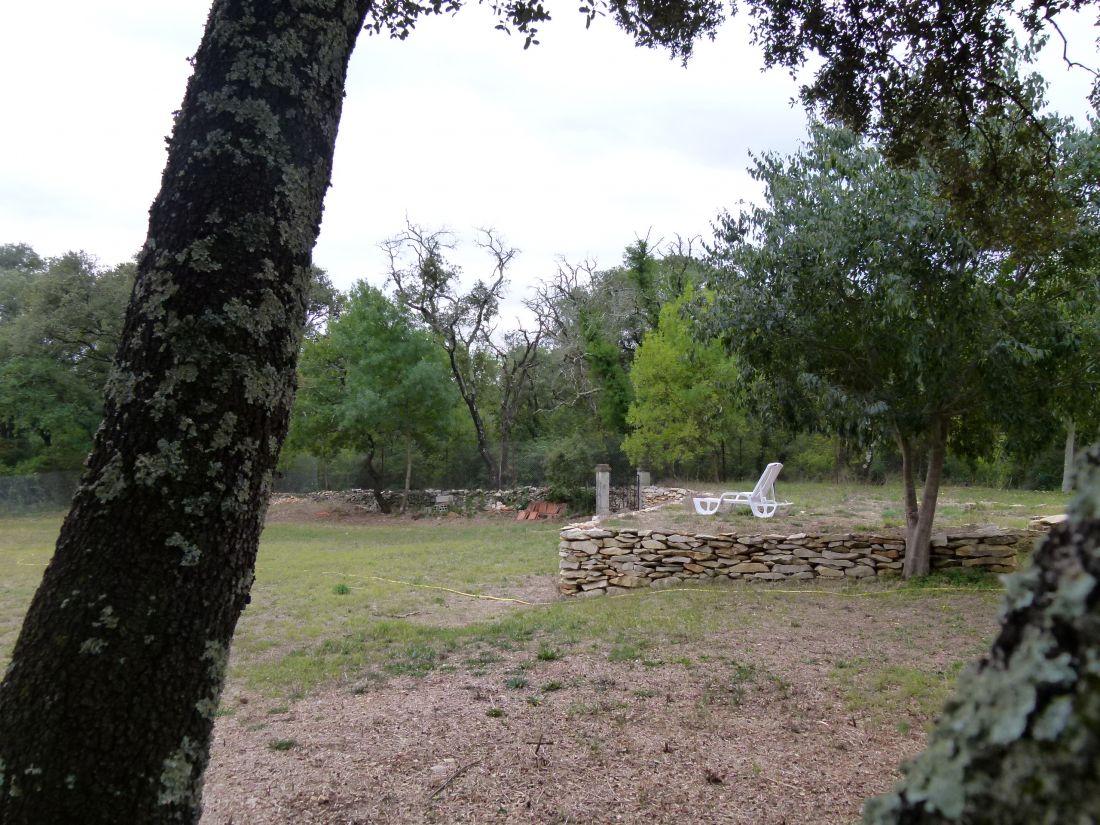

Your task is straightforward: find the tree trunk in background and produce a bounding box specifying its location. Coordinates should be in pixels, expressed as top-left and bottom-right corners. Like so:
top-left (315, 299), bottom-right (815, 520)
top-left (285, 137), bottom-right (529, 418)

top-left (865, 445), bottom-right (1100, 823)
top-left (447, 348), bottom-right (497, 485)
top-left (362, 443), bottom-right (391, 514)
top-left (0, 2), bottom-right (368, 822)
top-left (897, 431), bottom-right (920, 536)
top-left (401, 437), bottom-right (413, 513)
top-left (899, 421), bottom-right (947, 579)
top-left (1063, 419), bottom-right (1076, 493)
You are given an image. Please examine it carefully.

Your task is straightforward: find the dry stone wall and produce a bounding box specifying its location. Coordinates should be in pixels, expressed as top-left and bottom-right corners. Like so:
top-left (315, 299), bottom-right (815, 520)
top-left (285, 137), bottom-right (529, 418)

top-left (273, 486), bottom-right (548, 513)
top-left (558, 525), bottom-right (1033, 596)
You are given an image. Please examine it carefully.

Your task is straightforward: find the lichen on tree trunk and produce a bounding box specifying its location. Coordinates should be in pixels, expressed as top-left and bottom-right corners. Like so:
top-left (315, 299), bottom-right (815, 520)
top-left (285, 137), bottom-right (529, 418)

top-left (864, 444), bottom-right (1100, 824)
top-left (0, 1), bottom-right (370, 822)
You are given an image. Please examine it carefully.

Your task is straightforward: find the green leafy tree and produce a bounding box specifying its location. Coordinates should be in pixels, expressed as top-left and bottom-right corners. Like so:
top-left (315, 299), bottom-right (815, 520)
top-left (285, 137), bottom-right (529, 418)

top-left (282, 333), bottom-right (346, 488)
top-left (304, 266), bottom-right (345, 339)
top-left (1039, 125), bottom-right (1100, 490)
top-left (577, 304), bottom-right (634, 433)
top-left (288, 283), bottom-right (455, 510)
top-left (533, 239), bottom-right (712, 440)
top-left (706, 125), bottom-right (1064, 577)
top-left (623, 283), bottom-right (744, 478)
top-left (748, 0), bottom-right (1095, 249)
top-left (1053, 295), bottom-right (1100, 490)
top-left (0, 248), bottom-right (133, 471)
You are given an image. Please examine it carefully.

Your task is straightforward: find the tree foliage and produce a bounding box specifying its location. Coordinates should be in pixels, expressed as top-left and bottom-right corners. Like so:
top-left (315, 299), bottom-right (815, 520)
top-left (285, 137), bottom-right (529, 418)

top-left (0, 247), bottom-right (133, 472)
top-left (287, 283), bottom-right (456, 508)
top-left (623, 283), bottom-right (743, 477)
top-left (534, 238), bottom-right (712, 442)
top-left (386, 224), bottom-right (542, 487)
top-left (705, 124), bottom-right (1068, 575)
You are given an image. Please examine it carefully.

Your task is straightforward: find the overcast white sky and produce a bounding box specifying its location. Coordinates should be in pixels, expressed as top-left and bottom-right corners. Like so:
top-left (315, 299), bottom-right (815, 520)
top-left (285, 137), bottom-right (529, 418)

top-left (1, 1), bottom-right (1094, 321)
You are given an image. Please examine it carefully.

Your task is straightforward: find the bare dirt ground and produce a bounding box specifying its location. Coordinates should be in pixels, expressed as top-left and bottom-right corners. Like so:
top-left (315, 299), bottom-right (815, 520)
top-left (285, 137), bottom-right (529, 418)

top-left (201, 564), bottom-right (1000, 824)
top-left (202, 657), bottom-right (892, 825)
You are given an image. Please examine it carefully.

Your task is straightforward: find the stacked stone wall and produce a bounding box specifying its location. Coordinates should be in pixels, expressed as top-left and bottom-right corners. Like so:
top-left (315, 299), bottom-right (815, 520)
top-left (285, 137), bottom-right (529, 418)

top-left (558, 526), bottom-right (1034, 596)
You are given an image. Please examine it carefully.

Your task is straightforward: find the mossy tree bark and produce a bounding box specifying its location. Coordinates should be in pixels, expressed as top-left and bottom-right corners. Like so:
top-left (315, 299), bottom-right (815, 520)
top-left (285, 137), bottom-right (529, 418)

top-left (0, 1), bottom-right (369, 822)
top-left (865, 444), bottom-right (1100, 823)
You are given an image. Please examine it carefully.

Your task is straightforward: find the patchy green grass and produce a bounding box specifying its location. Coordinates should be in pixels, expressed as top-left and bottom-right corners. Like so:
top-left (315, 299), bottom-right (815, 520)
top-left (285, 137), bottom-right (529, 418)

top-left (903, 567), bottom-right (1003, 592)
top-left (626, 480), bottom-right (1068, 534)
top-left (830, 657), bottom-right (968, 728)
top-left (607, 642), bottom-right (645, 662)
top-left (0, 513), bottom-right (64, 669)
top-left (0, 504), bottom-right (1010, 705)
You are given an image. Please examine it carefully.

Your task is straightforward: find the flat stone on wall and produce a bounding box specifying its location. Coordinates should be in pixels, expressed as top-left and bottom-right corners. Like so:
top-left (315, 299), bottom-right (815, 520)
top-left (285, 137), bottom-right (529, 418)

top-left (557, 525), bottom-right (1036, 597)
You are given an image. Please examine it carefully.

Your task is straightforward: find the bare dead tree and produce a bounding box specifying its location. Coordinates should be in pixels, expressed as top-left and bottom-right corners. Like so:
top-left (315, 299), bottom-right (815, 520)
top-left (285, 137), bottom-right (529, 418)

top-left (385, 222), bottom-right (542, 487)
top-left (526, 258), bottom-right (603, 418)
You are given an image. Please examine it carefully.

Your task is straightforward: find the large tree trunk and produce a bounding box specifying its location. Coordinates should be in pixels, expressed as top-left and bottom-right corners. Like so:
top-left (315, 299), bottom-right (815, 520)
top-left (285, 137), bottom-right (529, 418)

top-left (0, 2), bottom-right (368, 822)
top-left (865, 444), bottom-right (1100, 823)
top-left (1063, 418), bottom-right (1076, 493)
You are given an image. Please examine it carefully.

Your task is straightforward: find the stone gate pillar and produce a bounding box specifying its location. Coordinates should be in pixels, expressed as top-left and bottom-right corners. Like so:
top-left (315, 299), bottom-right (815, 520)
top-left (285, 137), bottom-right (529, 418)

top-left (595, 463), bottom-right (610, 516)
top-left (636, 467), bottom-right (651, 509)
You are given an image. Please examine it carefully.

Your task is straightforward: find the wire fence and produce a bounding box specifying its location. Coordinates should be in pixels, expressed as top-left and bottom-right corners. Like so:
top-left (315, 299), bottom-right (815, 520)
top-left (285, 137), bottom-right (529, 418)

top-left (0, 471), bottom-right (81, 516)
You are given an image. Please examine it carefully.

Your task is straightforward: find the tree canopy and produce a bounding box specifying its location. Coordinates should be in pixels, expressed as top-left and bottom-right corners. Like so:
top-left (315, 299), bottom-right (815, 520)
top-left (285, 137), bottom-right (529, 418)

top-left (0, 247), bottom-right (133, 472)
top-left (287, 283), bottom-right (456, 508)
top-left (623, 282), bottom-right (744, 477)
top-left (705, 123), bottom-right (1074, 576)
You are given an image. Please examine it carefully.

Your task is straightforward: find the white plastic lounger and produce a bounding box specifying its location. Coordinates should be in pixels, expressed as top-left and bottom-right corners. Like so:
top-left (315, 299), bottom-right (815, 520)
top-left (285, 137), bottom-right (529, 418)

top-left (693, 462), bottom-right (792, 519)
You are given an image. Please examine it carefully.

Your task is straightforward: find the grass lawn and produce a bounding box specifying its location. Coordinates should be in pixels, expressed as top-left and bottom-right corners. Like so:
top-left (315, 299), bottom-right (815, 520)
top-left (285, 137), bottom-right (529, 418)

top-left (0, 481), bottom-right (1048, 697)
top-left (0, 486), bottom-right (1044, 823)
top-left (646, 478), bottom-right (1069, 533)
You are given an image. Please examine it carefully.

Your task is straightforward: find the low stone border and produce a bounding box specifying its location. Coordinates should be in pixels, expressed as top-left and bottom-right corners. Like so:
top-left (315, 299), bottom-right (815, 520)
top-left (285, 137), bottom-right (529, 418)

top-left (272, 486), bottom-right (549, 512)
top-left (558, 525), bottom-right (1036, 596)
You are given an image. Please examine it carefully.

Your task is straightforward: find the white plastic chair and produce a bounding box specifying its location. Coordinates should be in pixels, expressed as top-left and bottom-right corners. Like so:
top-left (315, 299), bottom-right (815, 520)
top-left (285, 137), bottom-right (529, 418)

top-left (692, 462), bottom-right (791, 519)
